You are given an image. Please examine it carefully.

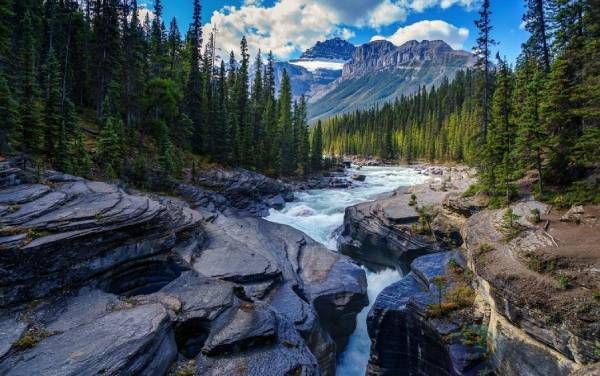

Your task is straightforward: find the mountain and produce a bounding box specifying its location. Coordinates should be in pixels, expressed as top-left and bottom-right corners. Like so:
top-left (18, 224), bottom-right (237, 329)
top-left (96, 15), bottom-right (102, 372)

top-left (289, 37), bottom-right (356, 72)
top-left (307, 40), bottom-right (476, 121)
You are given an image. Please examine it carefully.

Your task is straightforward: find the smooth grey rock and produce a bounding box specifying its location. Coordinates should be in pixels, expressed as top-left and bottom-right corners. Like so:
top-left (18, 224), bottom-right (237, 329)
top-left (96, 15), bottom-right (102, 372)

top-left (202, 302), bottom-right (276, 355)
top-left (196, 313), bottom-right (320, 376)
top-left (0, 316), bottom-right (27, 359)
top-left (1, 304), bottom-right (176, 376)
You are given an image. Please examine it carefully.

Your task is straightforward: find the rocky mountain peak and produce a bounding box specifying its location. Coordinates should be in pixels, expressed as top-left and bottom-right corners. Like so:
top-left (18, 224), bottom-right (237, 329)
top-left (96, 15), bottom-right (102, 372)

top-left (300, 37), bottom-right (356, 61)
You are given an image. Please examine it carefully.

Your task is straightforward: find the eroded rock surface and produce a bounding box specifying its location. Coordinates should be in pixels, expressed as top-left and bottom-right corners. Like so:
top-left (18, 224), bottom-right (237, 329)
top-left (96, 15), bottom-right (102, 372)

top-left (366, 252), bottom-right (489, 376)
top-left (462, 200), bottom-right (600, 375)
top-left (338, 166), bottom-right (474, 271)
top-left (0, 161), bottom-right (367, 375)
top-left (178, 168), bottom-right (294, 217)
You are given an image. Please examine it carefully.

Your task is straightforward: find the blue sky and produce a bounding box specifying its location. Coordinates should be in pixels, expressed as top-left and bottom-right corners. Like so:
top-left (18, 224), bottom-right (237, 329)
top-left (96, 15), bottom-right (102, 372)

top-left (158, 0), bottom-right (529, 64)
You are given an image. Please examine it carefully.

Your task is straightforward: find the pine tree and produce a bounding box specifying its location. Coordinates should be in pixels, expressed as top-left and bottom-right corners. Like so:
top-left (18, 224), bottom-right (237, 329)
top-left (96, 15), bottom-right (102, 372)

top-left (278, 70), bottom-right (295, 176)
top-left (487, 54), bottom-right (515, 205)
top-left (474, 0), bottom-right (496, 139)
top-left (96, 116), bottom-right (123, 178)
top-left (157, 121), bottom-right (175, 175)
top-left (514, 57), bottom-right (546, 195)
top-left (167, 17), bottom-right (181, 80)
top-left (122, 0), bottom-right (146, 129)
top-left (0, 74), bottom-right (20, 154)
top-left (310, 121), bottom-right (324, 172)
top-left (294, 96), bottom-right (309, 176)
top-left (0, 0), bottom-right (14, 69)
top-left (236, 36), bottom-right (251, 166)
top-left (214, 60), bottom-right (230, 162)
top-left (149, 0), bottom-right (165, 76)
top-left (18, 9), bottom-right (44, 155)
top-left (186, 0), bottom-right (203, 154)
top-left (42, 48), bottom-right (63, 161)
top-left (522, 0), bottom-right (552, 71)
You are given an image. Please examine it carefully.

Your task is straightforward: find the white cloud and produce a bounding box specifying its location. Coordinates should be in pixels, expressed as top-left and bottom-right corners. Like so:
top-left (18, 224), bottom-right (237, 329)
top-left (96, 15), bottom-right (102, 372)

top-left (371, 19), bottom-right (470, 49)
top-left (519, 20), bottom-right (527, 30)
top-left (204, 0), bottom-right (476, 60)
top-left (366, 0), bottom-right (408, 28)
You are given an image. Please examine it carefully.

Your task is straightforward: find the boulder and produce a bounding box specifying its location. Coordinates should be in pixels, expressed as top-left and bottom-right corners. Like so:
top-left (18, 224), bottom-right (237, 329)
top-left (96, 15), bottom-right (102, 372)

top-left (352, 174), bottom-right (366, 182)
top-left (560, 205), bottom-right (585, 223)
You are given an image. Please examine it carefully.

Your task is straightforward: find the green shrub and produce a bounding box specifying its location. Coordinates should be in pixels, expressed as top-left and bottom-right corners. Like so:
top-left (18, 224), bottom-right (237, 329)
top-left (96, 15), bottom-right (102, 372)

top-left (477, 243), bottom-right (495, 255)
top-left (408, 193), bottom-right (417, 206)
top-left (13, 329), bottom-right (51, 351)
top-left (556, 275), bottom-right (570, 290)
top-left (499, 208), bottom-right (523, 241)
top-left (529, 208), bottom-right (541, 224)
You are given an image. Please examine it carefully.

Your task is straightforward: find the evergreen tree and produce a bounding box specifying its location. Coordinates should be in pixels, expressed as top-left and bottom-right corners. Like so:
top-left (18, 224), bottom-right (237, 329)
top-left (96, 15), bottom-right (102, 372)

top-left (236, 36), bottom-right (251, 166)
top-left (522, 0), bottom-right (552, 71)
top-left (474, 0), bottom-right (495, 139)
top-left (487, 54), bottom-right (515, 204)
top-left (514, 57), bottom-right (546, 195)
top-left (294, 96), bottom-right (309, 175)
top-left (186, 0), bottom-right (203, 154)
top-left (42, 49), bottom-right (63, 161)
top-left (167, 17), bottom-right (182, 80)
top-left (149, 0), bottom-right (165, 76)
top-left (96, 116), bottom-right (123, 178)
top-left (310, 120), bottom-right (323, 172)
top-left (0, 0), bottom-right (14, 69)
top-left (278, 70), bottom-right (295, 176)
top-left (0, 74), bottom-right (20, 154)
top-left (18, 9), bottom-right (44, 155)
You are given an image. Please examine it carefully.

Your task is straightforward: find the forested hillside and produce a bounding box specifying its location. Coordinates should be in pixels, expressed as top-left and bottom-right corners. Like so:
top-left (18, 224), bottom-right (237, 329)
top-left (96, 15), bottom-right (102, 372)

top-left (0, 0), bottom-right (323, 183)
top-left (322, 0), bottom-right (599, 206)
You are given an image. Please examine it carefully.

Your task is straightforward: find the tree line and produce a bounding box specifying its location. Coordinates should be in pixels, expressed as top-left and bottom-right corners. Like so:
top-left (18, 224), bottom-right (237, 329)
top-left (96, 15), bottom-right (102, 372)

top-left (0, 0), bottom-right (324, 183)
top-left (322, 0), bottom-right (599, 206)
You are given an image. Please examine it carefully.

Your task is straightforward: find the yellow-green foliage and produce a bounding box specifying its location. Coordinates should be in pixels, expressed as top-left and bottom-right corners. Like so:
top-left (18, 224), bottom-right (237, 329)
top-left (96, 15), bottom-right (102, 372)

top-left (13, 329), bottom-right (50, 351)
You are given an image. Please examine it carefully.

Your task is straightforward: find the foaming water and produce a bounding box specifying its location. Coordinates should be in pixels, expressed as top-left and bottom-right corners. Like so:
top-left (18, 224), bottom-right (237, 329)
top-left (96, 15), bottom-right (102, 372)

top-left (265, 166), bottom-right (426, 375)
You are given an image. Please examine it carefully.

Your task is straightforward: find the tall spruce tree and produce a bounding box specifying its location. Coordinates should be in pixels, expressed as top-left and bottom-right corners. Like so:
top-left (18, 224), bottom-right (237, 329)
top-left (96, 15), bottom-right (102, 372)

top-left (186, 0), bottom-right (203, 154)
top-left (310, 121), bottom-right (323, 172)
top-left (474, 0), bottom-right (495, 139)
top-left (278, 70), bottom-right (294, 176)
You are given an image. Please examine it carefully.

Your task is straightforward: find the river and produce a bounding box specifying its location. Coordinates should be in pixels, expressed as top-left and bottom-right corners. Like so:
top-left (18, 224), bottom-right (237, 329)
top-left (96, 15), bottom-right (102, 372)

top-left (265, 166), bottom-right (427, 376)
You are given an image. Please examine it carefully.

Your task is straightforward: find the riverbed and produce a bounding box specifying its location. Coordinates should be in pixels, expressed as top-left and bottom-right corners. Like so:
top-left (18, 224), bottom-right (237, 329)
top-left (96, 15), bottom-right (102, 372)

top-left (265, 166), bottom-right (428, 376)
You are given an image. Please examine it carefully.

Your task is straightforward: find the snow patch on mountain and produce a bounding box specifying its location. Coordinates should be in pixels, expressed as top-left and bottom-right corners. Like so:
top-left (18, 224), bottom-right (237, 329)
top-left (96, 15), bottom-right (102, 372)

top-left (289, 59), bottom-right (347, 72)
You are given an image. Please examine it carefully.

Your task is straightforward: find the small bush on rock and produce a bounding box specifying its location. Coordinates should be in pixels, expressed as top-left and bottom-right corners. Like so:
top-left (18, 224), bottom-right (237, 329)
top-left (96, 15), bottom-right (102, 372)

top-left (13, 328), bottom-right (51, 351)
top-left (499, 208), bottom-right (524, 242)
top-left (408, 193), bottom-right (417, 206)
top-left (556, 275), bottom-right (570, 290)
top-left (529, 208), bottom-right (541, 224)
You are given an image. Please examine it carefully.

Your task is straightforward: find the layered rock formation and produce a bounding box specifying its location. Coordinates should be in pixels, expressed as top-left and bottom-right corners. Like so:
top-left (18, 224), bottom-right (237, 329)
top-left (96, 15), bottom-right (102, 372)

top-left (338, 166), bottom-right (474, 271)
top-left (462, 200), bottom-right (600, 375)
top-left (338, 164), bottom-right (599, 375)
top-left (367, 252), bottom-right (489, 375)
top-left (0, 160), bottom-right (368, 375)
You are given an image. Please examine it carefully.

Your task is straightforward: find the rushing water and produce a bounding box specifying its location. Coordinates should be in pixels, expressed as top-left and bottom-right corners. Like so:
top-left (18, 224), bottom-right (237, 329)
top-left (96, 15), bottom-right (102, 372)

top-left (265, 166), bottom-right (427, 376)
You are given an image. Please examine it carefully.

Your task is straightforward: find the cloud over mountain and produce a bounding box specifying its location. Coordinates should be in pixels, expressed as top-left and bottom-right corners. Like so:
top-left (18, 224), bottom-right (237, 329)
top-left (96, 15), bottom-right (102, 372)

top-left (203, 0), bottom-right (477, 59)
top-left (371, 20), bottom-right (469, 50)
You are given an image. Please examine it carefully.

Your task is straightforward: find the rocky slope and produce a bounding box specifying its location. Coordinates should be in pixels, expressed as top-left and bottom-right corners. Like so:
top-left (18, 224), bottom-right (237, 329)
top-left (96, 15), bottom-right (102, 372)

top-left (0, 159), bottom-right (368, 375)
top-left (308, 40), bottom-right (476, 121)
top-left (298, 38), bottom-right (356, 61)
top-left (338, 165), bottom-right (599, 375)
